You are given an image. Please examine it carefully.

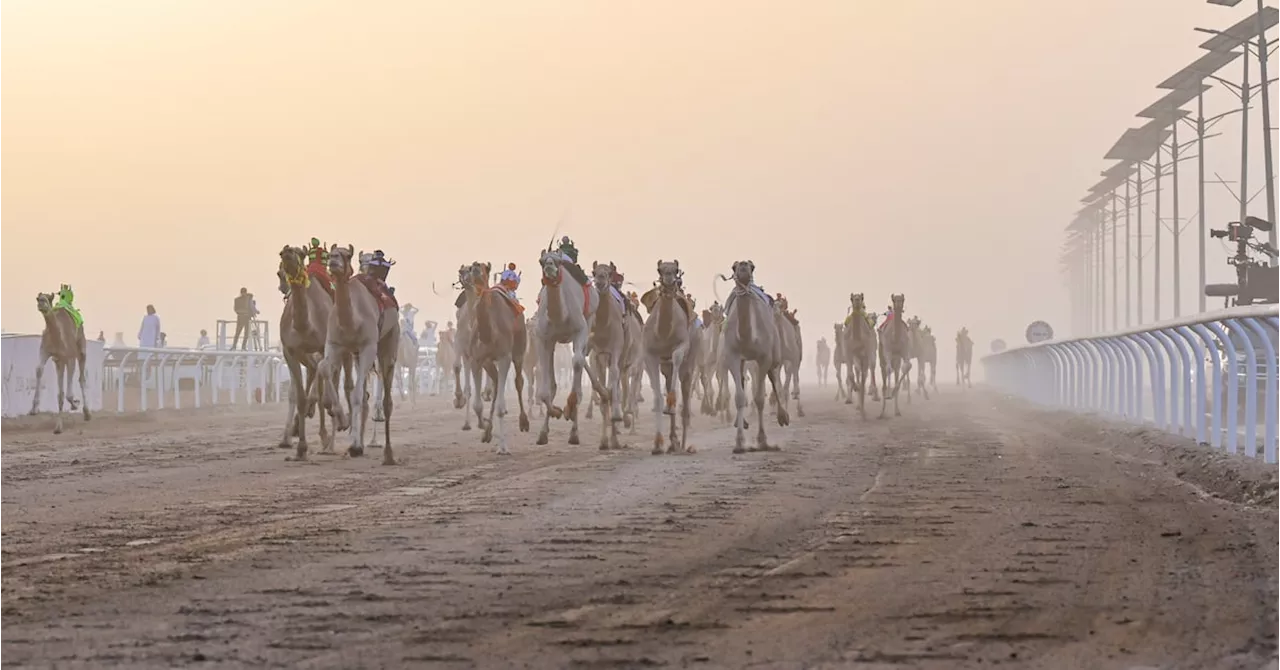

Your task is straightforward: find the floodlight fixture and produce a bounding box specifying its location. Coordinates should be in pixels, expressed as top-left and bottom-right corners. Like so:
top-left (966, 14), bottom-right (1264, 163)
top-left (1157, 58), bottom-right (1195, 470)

top-left (1197, 6), bottom-right (1278, 51)
top-left (1105, 127), bottom-right (1171, 162)
top-left (1137, 85), bottom-right (1210, 119)
top-left (1157, 50), bottom-right (1243, 89)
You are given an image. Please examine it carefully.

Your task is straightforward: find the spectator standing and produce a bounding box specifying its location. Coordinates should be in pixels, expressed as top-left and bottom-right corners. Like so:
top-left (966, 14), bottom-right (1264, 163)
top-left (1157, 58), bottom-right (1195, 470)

top-left (138, 305), bottom-right (161, 348)
top-left (197, 329), bottom-right (211, 349)
top-left (231, 287), bottom-right (258, 350)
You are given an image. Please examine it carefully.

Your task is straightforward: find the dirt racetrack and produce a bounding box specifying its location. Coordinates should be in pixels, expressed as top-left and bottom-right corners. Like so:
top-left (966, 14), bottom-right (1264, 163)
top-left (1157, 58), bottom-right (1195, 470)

top-left (3, 388), bottom-right (1277, 669)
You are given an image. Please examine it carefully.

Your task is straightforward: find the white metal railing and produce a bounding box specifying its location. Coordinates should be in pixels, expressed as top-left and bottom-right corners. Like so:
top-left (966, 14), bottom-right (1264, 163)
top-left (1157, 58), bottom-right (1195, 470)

top-left (101, 346), bottom-right (289, 412)
top-left (982, 305), bottom-right (1279, 463)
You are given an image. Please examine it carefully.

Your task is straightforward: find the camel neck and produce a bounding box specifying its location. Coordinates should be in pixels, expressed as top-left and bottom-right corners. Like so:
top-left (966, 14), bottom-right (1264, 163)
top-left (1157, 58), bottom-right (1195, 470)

top-left (545, 277), bottom-right (566, 324)
top-left (657, 290), bottom-right (674, 340)
top-left (335, 274), bottom-right (356, 333)
top-left (290, 277), bottom-right (310, 334)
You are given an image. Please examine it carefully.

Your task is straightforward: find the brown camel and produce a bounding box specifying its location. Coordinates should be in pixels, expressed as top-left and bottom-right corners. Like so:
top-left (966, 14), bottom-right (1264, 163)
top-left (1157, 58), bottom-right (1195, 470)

top-left (583, 261), bottom-right (632, 449)
top-left (815, 337), bottom-right (831, 387)
top-left (772, 295), bottom-right (805, 419)
top-left (697, 304), bottom-right (726, 417)
top-left (639, 260), bottom-right (699, 454)
top-left (276, 245), bottom-right (342, 455)
top-left (832, 322), bottom-right (848, 401)
top-left (956, 327), bottom-right (974, 388)
top-left (314, 244), bottom-right (401, 465)
top-left (877, 293), bottom-right (912, 418)
top-left (719, 261), bottom-right (787, 453)
top-left (915, 324), bottom-right (939, 395)
top-left (843, 292), bottom-right (879, 419)
top-left (903, 316), bottom-right (931, 402)
top-left (462, 262), bottom-right (530, 454)
top-left (30, 292), bottom-right (89, 434)
top-left (436, 325), bottom-right (455, 396)
top-left (453, 264), bottom-right (478, 423)
top-left (521, 316), bottom-right (542, 416)
top-left (397, 329), bottom-right (420, 404)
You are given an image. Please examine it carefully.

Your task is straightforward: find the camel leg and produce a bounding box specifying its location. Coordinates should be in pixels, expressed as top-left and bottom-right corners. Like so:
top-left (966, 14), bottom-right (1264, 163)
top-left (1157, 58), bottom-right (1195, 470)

top-left (490, 356), bottom-right (513, 455)
top-left (893, 364), bottom-right (904, 417)
top-left (608, 354), bottom-right (623, 450)
top-left (792, 363), bottom-right (805, 418)
top-left (565, 335), bottom-right (594, 446)
top-left (346, 350), bottom-right (372, 457)
top-left (378, 357), bottom-right (397, 465)
top-left (593, 353), bottom-right (610, 451)
top-left (877, 357), bottom-right (890, 419)
top-left (645, 353), bottom-right (665, 455)
top-left (535, 339), bottom-right (556, 445)
top-left (50, 360), bottom-right (66, 435)
top-left (750, 362), bottom-right (769, 451)
top-left (473, 359), bottom-right (490, 443)
top-left (280, 352), bottom-right (306, 450)
top-left (75, 352), bottom-right (90, 421)
top-left (29, 349), bottom-right (51, 416)
top-left (514, 353), bottom-right (530, 433)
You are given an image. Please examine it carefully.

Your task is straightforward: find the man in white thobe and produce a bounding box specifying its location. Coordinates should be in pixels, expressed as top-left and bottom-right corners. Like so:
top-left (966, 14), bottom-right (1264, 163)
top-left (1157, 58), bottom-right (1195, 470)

top-left (138, 305), bottom-right (161, 348)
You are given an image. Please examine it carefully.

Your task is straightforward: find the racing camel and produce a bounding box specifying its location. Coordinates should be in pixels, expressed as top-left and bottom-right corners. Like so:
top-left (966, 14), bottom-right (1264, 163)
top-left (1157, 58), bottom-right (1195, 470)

top-left (815, 336), bottom-right (831, 387)
top-left (532, 249), bottom-right (603, 446)
top-left (720, 261), bottom-right (788, 453)
top-left (314, 244), bottom-right (400, 465)
top-left (30, 291), bottom-right (90, 434)
top-left (276, 245), bottom-right (348, 456)
top-left (843, 292), bottom-right (879, 419)
top-left (772, 295), bottom-right (805, 419)
top-left (956, 327), bottom-right (974, 388)
top-left (639, 260), bottom-right (699, 454)
top-left (462, 261), bottom-right (530, 455)
top-left (877, 293), bottom-right (912, 418)
top-left (585, 261), bottom-right (632, 450)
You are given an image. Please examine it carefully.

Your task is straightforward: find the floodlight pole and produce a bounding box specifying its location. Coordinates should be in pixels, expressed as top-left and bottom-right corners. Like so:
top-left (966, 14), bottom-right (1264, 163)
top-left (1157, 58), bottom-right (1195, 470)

top-left (1196, 90), bottom-right (1208, 312)
top-left (1257, 1), bottom-right (1277, 246)
top-left (1124, 176), bottom-right (1133, 326)
top-left (1135, 167), bottom-right (1145, 325)
top-left (1238, 51), bottom-right (1250, 241)
top-left (1083, 231), bottom-right (1094, 334)
top-left (1170, 121), bottom-right (1182, 318)
top-left (1153, 145), bottom-right (1163, 322)
top-left (1110, 189), bottom-right (1119, 327)
top-left (1098, 211), bottom-right (1107, 330)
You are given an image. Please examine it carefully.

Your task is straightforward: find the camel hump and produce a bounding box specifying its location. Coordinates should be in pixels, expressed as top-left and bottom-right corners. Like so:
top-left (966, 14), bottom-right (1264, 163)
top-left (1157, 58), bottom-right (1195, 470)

top-left (54, 304), bottom-right (84, 329)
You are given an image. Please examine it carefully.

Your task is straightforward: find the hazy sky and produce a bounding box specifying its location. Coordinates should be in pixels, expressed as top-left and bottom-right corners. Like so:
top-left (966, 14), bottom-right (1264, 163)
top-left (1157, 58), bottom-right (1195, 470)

top-left (3, 1), bottom-right (1275, 352)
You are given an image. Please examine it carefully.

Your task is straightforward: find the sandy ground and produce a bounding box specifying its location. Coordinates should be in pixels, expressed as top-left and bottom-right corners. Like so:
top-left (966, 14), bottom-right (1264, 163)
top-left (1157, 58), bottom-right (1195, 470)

top-left (2, 387), bottom-right (1277, 670)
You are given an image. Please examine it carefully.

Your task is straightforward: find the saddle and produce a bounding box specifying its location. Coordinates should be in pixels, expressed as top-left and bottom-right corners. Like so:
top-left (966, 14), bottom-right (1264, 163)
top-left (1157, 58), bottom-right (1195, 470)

top-left (306, 261), bottom-right (335, 299)
top-left (723, 285), bottom-right (771, 314)
top-left (54, 304), bottom-right (84, 329)
top-left (639, 287), bottom-right (695, 324)
top-left (354, 274), bottom-right (399, 312)
top-left (485, 286), bottom-right (525, 315)
top-left (844, 311), bottom-right (875, 329)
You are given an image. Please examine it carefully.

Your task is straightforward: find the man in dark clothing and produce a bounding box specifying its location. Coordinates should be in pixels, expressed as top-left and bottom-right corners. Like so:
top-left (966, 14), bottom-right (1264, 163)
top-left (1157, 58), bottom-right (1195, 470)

top-left (231, 287), bottom-right (258, 350)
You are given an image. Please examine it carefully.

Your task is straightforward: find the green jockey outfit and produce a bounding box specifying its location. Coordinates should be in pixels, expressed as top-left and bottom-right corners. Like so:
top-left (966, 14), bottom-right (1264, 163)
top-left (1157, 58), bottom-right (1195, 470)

top-left (555, 236), bottom-right (590, 285)
top-left (54, 284), bottom-right (84, 328)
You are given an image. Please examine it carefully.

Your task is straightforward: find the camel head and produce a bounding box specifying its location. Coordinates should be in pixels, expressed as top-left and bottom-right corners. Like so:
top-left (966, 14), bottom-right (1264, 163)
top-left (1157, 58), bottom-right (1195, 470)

top-left (850, 292), bottom-right (867, 313)
top-left (907, 315), bottom-right (921, 331)
top-left (833, 322), bottom-right (843, 337)
top-left (890, 293), bottom-right (906, 314)
top-left (36, 292), bottom-right (56, 315)
top-left (328, 244), bottom-right (356, 279)
top-left (468, 261), bottom-right (492, 288)
top-left (539, 249), bottom-right (564, 284)
top-left (957, 327), bottom-right (970, 343)
top-left (591, 261), bottom-right (616, 291)
top-left (279, 245), bottom-right (307, 282)
top-left (731, 260), bottom-right (755, 286)
top-left (456, 264), bottom-right (473, 288)
top-left (775, 295), bottom-right (790, 312)
top-left (655, 259), bottom-right (682, 291)
top-left (357, 251), bottom-right (374, 274)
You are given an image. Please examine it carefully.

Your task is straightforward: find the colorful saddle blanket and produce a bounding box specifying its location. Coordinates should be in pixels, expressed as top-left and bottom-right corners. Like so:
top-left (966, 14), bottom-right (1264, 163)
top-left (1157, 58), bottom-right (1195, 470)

top-left (355, 274), bottom-right (399, 312)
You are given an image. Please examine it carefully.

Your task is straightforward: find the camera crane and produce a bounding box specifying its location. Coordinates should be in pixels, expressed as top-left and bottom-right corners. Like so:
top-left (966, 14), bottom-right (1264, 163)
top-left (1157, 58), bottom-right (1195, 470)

top-left (1205, 216), bottom-right (1278, 307)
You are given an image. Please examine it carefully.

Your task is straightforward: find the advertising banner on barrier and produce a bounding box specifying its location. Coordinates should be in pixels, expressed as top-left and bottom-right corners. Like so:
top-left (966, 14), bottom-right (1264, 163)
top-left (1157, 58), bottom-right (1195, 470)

top-left (1, 335), bottom-right (105, 418)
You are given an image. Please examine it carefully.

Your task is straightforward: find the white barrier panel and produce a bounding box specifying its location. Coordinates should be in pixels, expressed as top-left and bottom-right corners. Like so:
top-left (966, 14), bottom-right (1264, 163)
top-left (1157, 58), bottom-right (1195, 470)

top-left (5, 340), bottom-right (451, 417)
top-left (982, 305), bottom-right (1279, 464)
top-left (1, 335), bottom-right (105, 418)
